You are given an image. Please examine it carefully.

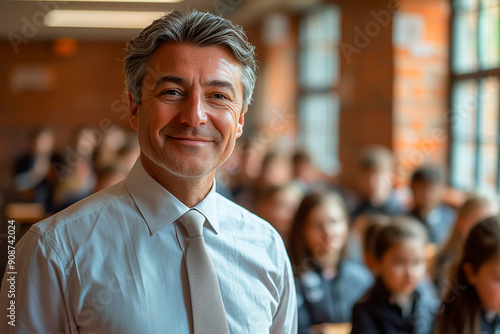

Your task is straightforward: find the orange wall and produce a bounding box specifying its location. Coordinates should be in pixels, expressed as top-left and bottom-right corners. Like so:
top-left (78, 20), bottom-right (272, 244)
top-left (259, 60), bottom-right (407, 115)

top-left (393, 0), bottom-right (450, 185)
top-left (0, 40), bottom-right (130, 188)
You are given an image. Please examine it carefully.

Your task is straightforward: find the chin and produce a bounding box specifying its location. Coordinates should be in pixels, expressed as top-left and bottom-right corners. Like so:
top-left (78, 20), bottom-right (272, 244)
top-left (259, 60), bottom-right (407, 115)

top-left (167, 165), bottom-right (215, 179)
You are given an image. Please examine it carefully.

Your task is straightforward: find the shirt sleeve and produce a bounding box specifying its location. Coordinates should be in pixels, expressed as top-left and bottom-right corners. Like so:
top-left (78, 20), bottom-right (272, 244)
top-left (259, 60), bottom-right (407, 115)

top-left (0, 229), bottom-right (74, 333)
top-left (270, 244), bottom-right (298, 334)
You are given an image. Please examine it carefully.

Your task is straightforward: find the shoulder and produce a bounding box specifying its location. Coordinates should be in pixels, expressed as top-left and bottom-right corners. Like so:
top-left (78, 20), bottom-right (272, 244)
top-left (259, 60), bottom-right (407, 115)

top-left (216, 193), bottom-right (281, 238)
top-left (341, 260), bottom-right (372, 279)
top-left (439, 203), bottom-right (456, 213)
top-left (32, 181), bottom-right (130, 241)
top-left (437, 204), bottom-right (457, 222)
top-left (352, 283), bottom-right (379, 313)
top-left (215, 193), bottom-right (288, 263)
top-left (416, 280), bottom-right (440, 308)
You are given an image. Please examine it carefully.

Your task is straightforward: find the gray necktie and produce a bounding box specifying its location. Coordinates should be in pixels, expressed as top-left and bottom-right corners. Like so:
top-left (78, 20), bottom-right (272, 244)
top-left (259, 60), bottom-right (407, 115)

top-left (179, 209), bottom-right (230, 334)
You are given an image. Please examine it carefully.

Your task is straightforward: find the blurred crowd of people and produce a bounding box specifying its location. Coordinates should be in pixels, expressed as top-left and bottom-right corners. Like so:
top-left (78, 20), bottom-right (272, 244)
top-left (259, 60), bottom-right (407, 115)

top-left (216, 142), bottom-right (500, 334)
top-left (6, 127), bottom-right (500, 334)
top-left (9, 125), bottom-right (139, 215)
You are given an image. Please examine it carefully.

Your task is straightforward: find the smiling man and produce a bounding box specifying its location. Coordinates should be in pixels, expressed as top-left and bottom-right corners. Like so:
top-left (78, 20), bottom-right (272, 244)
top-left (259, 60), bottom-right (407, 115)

top-left (0, 10), bottom-right (297, 334)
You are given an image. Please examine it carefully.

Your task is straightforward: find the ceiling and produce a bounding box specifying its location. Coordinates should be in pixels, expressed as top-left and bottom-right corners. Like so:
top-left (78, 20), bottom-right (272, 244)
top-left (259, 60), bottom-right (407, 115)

top-left (0, 0), bottom-right (320, 41)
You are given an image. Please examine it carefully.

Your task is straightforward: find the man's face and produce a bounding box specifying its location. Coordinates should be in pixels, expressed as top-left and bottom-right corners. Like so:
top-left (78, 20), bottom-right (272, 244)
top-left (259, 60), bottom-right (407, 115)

top-left (129, 42), bottom-right (247, 179)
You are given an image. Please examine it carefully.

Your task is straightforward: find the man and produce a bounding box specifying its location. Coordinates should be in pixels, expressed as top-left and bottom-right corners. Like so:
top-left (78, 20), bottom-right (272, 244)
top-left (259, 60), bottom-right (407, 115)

top-left (0, 10), bottom-right (297, 333)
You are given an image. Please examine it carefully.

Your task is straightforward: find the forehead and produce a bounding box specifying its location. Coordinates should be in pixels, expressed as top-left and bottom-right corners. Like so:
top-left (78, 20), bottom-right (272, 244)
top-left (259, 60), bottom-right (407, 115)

top-left (309, 200), bottom-right (346, 220)
top-left (384, 239), bottom-right (426, 258)
top-left (479, 258), bottom-right (500, 273)
top-left (146, 42), bottom-right (242, 89)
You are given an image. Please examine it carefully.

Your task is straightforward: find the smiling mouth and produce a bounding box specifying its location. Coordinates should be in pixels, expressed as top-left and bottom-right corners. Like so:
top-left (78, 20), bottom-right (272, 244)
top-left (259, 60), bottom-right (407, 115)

top-left (167, 136), bottom-right (212, 145)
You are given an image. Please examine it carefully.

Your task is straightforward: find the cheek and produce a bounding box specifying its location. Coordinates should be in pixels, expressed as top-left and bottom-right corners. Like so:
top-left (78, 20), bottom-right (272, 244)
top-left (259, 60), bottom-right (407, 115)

top-left (304, 228), bottom-right (320, 250)
top-left (334, 224), bottom-right (348, 240)
top-left (478, 280), bottom-right (500, 305)
top-left (140, 102), bottom-right (175, 131)
top-left (383, 263), bottom-right (404, 281)
top-left (415, 263), bottom-right (427, 278)
top-left (209, 110), bottom-right (240, 139)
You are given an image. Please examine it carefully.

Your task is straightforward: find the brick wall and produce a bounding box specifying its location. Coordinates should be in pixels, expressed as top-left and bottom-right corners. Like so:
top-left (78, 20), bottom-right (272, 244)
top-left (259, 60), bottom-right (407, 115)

top-left (392, 0), bottom-right (450, 186)
top-left (241, 0), bottom-right (451, 188)
top-left (337, 0), bottom-right (396, 186)
top-left (0, 40), bottom-right (130, 189)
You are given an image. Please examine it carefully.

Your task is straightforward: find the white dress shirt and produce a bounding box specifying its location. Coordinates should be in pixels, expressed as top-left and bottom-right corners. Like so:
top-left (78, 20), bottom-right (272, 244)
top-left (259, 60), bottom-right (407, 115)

top-left (0, 159), bottom-right (297, 333)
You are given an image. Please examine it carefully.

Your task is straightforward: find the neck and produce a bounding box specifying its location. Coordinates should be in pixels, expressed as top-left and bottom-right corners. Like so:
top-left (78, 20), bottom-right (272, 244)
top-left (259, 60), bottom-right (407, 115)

top-left (316, 250), bottom-right (341, 272)
top-left (141, 154), bottom-right (215, 208)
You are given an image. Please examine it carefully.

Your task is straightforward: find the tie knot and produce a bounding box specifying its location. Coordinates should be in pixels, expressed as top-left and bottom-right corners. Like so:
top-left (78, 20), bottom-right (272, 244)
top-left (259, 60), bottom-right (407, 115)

top-left (180, 209), bottom-right (206, 238)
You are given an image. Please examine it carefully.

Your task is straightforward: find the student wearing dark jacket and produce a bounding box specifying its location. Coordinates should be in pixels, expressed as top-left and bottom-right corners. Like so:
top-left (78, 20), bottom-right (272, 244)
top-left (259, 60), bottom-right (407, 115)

top-left (435, 217), bottom-right (500, 334)
top-left (351, 278), bottom-right (437, 334)
top-left (289, 192), bottom-right (372, 334)
top-left (351, 217), bottom-right (439, 334)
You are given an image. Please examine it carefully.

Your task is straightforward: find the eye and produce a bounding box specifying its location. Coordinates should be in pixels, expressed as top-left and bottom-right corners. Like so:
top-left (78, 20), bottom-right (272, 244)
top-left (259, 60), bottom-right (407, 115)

top-left (160, 90), bottom-right (182, 98)
top-left (210, 93), bottom-right (229, 100)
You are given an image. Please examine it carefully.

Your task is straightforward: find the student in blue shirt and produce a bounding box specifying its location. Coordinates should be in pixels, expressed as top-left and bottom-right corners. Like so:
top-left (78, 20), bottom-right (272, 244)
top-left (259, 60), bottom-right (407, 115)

top-left (351, 216), bottom-right (438, 334)
top-left (409, 166), bottom-right (456, 246)
top-left (289, 192), bottom-right (373, 334)
top-left (435, 216), bottom-right (500, 334)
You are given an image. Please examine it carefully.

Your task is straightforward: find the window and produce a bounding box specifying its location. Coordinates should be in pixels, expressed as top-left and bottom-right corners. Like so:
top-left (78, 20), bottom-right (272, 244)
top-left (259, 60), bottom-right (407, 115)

top-left (450, 0), bottom-right (500, 193)
top-left (298, 5), bottom-right (341, 173)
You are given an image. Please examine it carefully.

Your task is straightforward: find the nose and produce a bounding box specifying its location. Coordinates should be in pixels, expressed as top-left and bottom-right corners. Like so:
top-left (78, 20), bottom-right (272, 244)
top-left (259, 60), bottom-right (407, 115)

top-left (322, 224), bottom-right (336, 242)
top-left (179, 94), bottom-right (208, 127)
top-left (406, 265), bottom-right (417, 280)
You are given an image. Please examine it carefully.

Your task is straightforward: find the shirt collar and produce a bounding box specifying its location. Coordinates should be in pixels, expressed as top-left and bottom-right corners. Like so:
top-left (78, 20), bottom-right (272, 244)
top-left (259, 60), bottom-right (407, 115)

top-left (124, 158), bottom-right (220, 236)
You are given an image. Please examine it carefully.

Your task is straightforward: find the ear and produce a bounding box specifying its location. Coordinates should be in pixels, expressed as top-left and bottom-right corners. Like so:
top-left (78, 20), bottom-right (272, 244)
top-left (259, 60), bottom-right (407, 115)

top-left (236, 104), bottom-right (248, 139)
top-left (463, 262), bottom-right (477, 286)
top-left (128, 93), bottom-right (139, 131)
top-left (364, 253), bottom-right (378, 274)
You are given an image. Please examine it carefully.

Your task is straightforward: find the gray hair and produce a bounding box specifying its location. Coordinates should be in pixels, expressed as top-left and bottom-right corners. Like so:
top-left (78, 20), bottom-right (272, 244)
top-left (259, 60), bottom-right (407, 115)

top-left (124, 9), bottom-right (257, 107)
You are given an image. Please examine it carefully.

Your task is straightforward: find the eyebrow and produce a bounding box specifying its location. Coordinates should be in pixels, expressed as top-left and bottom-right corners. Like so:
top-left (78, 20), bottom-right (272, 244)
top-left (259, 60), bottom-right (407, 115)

top-left (206, 79), bottom-right (236, 97)
top-left (153, 76), bottom-right (187, 90)
top-left (153, 76), bottom-right (236, 97)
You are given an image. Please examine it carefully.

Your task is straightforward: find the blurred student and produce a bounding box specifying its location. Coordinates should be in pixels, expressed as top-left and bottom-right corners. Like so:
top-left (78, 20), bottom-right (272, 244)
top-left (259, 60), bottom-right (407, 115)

top-left (250, 152), bottom-right (292, 211)
top-left (292, 150), bottom-right (328, 193)
top-left (230, 142), bottom-right (261, 208)
top-left (409, 166), bottom-right (456, 246)
top-left (93, 164), bottom-right (127, 193)
top-left (351, 217), bottom-right (438, 334)
top-left (50, 126), bottom-right (97, 212)
top-left (350, 145), bottom-right (405, 223)
top-left (115, 133), bottom-right (140, 174)
top-left (435, 216), bottom-right (500, 333)
top-left (14, 126), bottom-right (55, 204)
top-left (431, 194), bottom-right (498, 295)
top-left (289, 192), bottom-right (372, 334)
top-left (361, 214), bottom-right (391, 273)
top-left (255, 152), bottom-right (292, 191)
top-left (256, 182), bottom-right (303, 245)
top-left (92, 126), bottom-right (127, 173)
